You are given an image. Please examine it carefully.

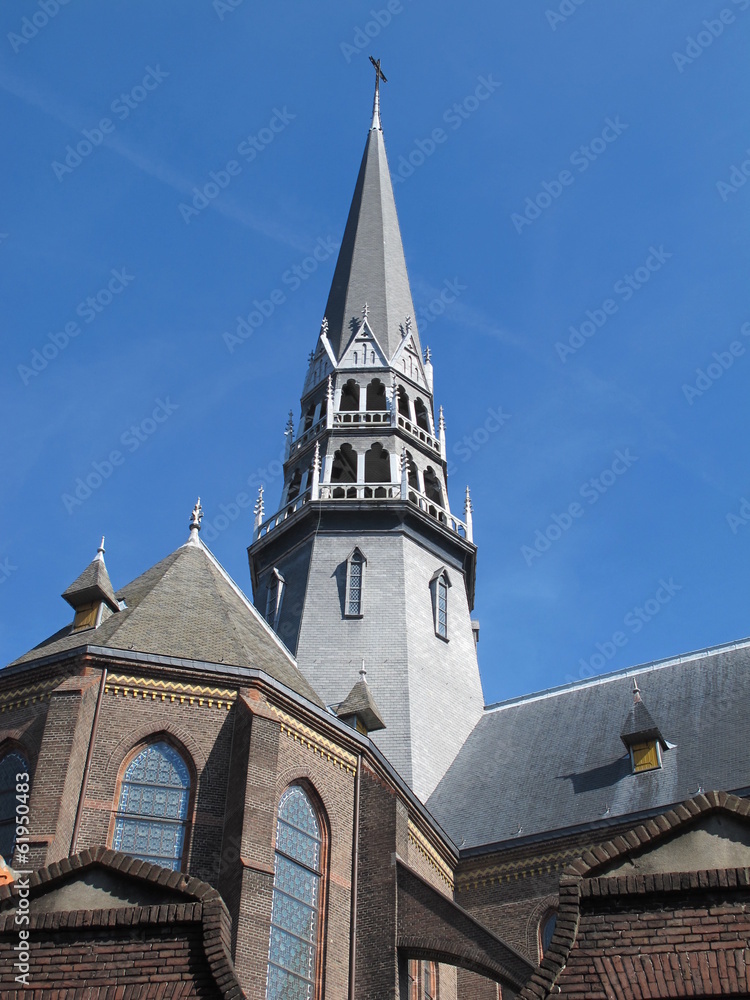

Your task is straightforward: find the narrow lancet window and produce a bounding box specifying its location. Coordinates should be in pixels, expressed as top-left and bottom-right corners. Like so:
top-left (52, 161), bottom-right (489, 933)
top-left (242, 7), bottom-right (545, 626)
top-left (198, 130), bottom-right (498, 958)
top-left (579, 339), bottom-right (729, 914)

top-left (0, 750), bottom-right (30, 861)
top-left (345, 549), bottom-right (366, 617)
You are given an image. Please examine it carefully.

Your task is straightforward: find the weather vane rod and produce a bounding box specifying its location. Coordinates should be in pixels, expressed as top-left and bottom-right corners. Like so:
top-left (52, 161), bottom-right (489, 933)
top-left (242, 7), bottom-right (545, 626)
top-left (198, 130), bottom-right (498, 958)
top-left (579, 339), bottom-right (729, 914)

top-left (369, 55), bottom-right (387, 131)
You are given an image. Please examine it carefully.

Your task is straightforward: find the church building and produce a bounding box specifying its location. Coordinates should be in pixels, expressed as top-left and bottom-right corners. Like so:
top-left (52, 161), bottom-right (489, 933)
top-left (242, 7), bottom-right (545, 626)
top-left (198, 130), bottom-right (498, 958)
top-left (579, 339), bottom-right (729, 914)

top-left (1, 67), bottom-right (749, 1000)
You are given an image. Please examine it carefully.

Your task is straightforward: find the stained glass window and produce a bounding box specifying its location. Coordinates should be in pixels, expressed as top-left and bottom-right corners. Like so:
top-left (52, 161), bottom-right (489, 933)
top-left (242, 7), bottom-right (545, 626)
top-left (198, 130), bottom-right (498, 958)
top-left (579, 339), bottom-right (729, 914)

top-left (112, 742), bottom-right (190, 871)
top-left (346, 551), bottom-right (365, 616)
top-left (540, 911), bottom-right (557, 957)
top-left (0, 751), bottom-right (29, 861)
top-left (266, 785), bottom-right (323, 1000)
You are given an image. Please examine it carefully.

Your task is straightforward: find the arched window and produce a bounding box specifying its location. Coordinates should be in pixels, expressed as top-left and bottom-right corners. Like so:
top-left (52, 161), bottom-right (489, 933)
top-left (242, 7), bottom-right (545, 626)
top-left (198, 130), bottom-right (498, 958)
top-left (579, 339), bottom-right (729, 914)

top-left (397, 386), bottom-right (410, 417)
top-left (303, 402), bottom-right (316, 431)
top-left (366, 378), bottom-right (387, 411)
top-left (364, 442), bottom-right (391, 483)
top-left (423, 467), bottom-right (444, 507)
top-left (405, 451), bottom-right (420, 491)
top-left (0, 750), bottom-right (30, 861)
top-left (265, 568), bottom-right (285, 630)
top-left (539, 910), bottom-right (557, 959)
top-left (414, 398), bottom-right (431, 433)
top-left (112, 741), bottom-right (191, 871)
top-left (339, 379), bottom-right (360, 412)
top-left (430, 569), bottom-right (451, 640)
top-left (331, 444), bottom-right (357, 484)
top-left (345, 549), bottom-right (366, 617)
top-left (266, 785), bottom-right (324, 1000)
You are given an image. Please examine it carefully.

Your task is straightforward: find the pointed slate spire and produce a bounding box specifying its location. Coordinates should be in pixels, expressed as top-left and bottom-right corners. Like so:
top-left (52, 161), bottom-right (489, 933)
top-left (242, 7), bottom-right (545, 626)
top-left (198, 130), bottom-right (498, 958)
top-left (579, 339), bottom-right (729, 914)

top-left (322, 71), bottom-right (420, 364)
top-left (62, 538), bottom-right (119, 615)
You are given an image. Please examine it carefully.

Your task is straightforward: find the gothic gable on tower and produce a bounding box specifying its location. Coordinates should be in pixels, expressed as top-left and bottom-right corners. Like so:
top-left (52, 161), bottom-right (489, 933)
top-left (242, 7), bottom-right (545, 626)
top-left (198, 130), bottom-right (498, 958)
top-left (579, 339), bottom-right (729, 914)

top-left (391, 328), bottom-right (428, 388)
top-left (338, 315), bottom-right (389, 370)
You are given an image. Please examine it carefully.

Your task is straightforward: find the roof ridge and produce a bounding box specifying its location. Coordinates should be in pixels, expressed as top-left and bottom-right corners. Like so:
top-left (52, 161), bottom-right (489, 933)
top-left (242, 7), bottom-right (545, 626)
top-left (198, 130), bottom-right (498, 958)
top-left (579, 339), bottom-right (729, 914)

top-left (483, 635), bottom-right (750, 713)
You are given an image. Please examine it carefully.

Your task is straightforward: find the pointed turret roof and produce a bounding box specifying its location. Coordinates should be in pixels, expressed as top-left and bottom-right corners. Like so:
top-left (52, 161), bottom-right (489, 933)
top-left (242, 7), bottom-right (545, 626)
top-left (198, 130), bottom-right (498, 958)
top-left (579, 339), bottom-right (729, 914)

top-left (322, 85), bottom-right (420, 363)
top-left (335, 665), bottom-right (386, 734)
top-left (620, 680), bottom-right (666, 748)
top-left (12, 534), bottom-right (323, 708)
top-left (61, 538), bottom-right (119, 613)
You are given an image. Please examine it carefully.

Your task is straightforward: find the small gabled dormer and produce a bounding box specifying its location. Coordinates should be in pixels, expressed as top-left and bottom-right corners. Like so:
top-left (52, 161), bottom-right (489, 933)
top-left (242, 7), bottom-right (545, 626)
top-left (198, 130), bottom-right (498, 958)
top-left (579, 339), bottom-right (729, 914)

top-left (621, 680), bottom-right (669, 774)
top-left (335, 665), bottom-right (386, 737)
top-left (62, 538), bottom-right (120, 632)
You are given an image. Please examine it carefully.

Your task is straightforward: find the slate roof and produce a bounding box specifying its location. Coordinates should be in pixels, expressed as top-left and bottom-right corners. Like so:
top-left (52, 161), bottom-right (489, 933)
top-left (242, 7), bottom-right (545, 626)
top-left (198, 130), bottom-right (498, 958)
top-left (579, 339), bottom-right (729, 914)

top-left (322, 120), bottom-right (421, 363)
top-left (9, 538), bottom-right (323, 707)
top-left (428, 639), bottom-right (750, 850)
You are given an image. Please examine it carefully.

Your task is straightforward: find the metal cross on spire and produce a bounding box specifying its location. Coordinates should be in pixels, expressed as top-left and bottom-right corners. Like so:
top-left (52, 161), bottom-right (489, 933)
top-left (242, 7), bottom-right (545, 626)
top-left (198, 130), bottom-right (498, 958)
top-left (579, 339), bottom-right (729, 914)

top-left (369, 55), bottom-right (387, 130)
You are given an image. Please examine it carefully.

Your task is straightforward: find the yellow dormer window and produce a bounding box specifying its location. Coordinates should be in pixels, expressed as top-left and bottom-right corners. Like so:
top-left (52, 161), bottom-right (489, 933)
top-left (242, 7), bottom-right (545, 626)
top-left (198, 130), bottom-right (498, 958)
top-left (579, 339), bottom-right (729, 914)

top-left (72, 603), bottom-right (99, 631)
top-left (631, 740), bottom-right (660, 773)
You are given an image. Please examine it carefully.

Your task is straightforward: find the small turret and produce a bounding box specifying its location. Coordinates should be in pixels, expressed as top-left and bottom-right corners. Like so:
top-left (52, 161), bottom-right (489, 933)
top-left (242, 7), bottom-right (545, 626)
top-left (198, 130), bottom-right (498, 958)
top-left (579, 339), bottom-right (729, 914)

top-left (62, 538), bottom-right (120, 632)
top-left (335, 663), bottom-right (386, 736)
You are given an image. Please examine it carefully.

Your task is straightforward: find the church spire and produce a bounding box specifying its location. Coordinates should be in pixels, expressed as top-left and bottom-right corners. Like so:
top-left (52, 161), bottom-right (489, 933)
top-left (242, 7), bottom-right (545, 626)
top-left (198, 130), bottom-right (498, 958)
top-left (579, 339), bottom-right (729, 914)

top-left (322, 63), bottom-right (419, 363)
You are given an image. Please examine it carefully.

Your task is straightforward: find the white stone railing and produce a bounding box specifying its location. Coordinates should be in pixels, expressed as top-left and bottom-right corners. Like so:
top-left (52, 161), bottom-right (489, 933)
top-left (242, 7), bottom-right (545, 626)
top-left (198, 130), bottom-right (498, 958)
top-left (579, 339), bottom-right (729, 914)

top-left (317, 482), bottom-right (402, 501)
top-left (334, 410), bottom-right (392, 426)
top-left (290, 418), bottom-right (326, 454)
top-left (397, 415), bottom-right (441, 454)
top-left (256, 484), bottom-right (470, 541)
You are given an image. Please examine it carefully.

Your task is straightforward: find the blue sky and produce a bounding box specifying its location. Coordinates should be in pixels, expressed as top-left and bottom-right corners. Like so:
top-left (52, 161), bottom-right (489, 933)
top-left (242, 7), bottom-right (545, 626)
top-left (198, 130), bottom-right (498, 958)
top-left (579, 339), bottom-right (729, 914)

top-left (1, 1), bottom-right (749, 705)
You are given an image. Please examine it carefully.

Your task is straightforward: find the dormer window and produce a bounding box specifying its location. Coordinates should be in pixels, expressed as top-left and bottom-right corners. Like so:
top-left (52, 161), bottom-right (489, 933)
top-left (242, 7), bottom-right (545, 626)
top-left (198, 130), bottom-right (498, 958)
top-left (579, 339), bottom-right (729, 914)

top-left (631, 740), bottom-right (661, 773)
top-left (345, 549), bottom-right (366, 617)
top-left (265, 568), bottom-right (285, 630)
top-left (621, 680), bottom-right (667, 775)
top-left (72, 602), bottom-right (100, 632)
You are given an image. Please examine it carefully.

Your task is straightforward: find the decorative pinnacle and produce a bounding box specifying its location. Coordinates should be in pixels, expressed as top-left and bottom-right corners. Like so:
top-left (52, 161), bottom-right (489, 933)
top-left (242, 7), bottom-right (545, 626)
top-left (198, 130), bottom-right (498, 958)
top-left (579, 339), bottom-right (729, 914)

top-left (360, 659), bottom-right (367, 682)
top-left (405, 315), bottom-right (412, 335)
top-left (326, 374), bottom-right (334, 401)
top-left (369, 56), bottom-right (387, 130)
top-left (321, 316), bottom-right (329, 337)
top-left (633, 679), bottom-right (642, 702)
top-left (313, 440), bottom-right (322, 472)
top-left (424, 346), bottom-right (431, 363)
top-left (95, 536), bottom-right (105, 561)
top-left (464, 486), bottom-right (473, 514)
top-left (308, 349), bottom-right (315, 365)
top-left (254, 485), bottom-right (265, 518)
top-left (362, 302), bottom-right (369, 319)
top-left (285, 409), bottom-right (294, 431)
top-left (190, 499), bottom-right (203, 531)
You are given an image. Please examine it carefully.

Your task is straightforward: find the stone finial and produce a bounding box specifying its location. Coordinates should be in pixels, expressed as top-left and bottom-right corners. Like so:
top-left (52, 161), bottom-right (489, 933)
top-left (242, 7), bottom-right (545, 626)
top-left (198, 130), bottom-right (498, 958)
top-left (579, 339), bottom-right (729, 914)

top-left (311, 441), bottom-right (321, 500)
top-left (464, 486), bottom-right (474, 543)
top-left (95, 537), bottom-right (106, 562)
top-left (438, 406), bottom-right (447, 460)
top-left (188, 499), bottom-right (203, 546)
top-left (253, 486), bottom-right (265, 538)
top-left (400, 446), bottom-right (408, 500)
top-left (405, 315), bottom-right (412, 336)
top-left (633, 679), bottom-right (642, 703)
top-left (424, 346), bottom-right (431, 363)
top-left (363, 302), bottom-right (369, 319)
top-left (284, 410), bottom-right (295, 459)
top-left (321, 316), bottom-right (329, 338)
top-left (308, 349), bottom-right (316, 365)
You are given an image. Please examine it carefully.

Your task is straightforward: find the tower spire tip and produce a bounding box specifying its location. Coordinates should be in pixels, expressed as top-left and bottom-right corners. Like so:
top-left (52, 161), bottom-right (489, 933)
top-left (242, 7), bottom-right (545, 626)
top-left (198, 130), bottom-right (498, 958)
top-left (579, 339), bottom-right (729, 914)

top-left (369, 55), bottom-right (387, 130)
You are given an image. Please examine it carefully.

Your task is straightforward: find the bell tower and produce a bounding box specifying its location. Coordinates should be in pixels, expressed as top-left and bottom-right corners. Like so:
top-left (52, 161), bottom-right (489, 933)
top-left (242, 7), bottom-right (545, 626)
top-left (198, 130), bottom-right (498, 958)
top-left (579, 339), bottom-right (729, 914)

top-left (247, 65), bottom-right (484, 801)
